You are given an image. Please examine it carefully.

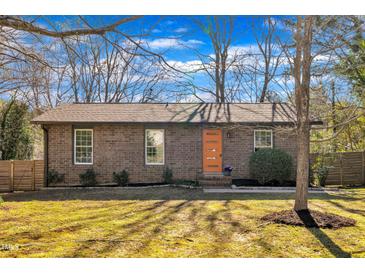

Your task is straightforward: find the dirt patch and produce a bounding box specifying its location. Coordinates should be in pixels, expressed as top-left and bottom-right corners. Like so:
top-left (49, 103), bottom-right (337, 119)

top-left (261, 209), bottom-right (356, 229)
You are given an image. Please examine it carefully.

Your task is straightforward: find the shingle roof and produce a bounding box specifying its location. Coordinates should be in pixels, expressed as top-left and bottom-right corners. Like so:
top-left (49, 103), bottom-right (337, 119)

top-left (32, 103), bottom-right (298, 124)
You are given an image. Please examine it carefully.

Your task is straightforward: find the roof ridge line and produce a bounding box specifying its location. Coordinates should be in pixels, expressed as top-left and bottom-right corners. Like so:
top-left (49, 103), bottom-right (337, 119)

top-left (70, 102), bottom-right (288, 105)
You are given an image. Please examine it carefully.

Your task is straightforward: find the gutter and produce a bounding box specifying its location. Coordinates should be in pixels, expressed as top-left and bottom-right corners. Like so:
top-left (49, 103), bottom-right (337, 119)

top-left (41, 125), bottom-right (49, 187)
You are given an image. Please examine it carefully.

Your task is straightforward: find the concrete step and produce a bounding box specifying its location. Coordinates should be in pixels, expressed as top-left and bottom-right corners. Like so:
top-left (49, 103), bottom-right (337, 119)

top-left (197, 173), bottom-right (231, 180)
top-left (197, 172), bottom-right (232, 188)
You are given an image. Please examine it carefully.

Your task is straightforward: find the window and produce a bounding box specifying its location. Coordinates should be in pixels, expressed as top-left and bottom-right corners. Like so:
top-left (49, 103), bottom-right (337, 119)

top-left (254, 130), bottom-right (273, 151)
top-left (145, 129), bottom-right (164, 165)
top-left (74, 129), bottom-right (93, 164)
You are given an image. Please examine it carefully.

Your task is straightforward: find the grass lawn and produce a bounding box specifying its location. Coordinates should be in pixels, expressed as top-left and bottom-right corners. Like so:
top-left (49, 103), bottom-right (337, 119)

top-left (1, 187), bottom-right (365, 258)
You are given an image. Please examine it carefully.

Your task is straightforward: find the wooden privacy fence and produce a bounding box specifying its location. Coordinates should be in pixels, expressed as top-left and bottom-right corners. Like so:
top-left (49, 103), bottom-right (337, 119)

top-left (310, 151), bottom-right (365, 186)
top-left (0, 160), bottom-right (44, 192)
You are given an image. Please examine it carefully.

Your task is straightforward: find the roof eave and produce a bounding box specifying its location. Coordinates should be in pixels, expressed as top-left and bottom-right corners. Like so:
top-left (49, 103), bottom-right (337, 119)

top-left (31, 120), bottom-right (297, 126)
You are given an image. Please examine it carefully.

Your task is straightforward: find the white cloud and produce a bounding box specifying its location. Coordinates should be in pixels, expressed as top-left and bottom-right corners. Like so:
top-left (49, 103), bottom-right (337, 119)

top-left (165, 20), bottom-right (175, 25)
top-left (166, 59), bottom-right (204, 72)
top-left (313, 54), bottom-right (332, 62)
top-left (179, 93), bottom-right (215, 103)
top-left (146, 38), bottom-right (204, 50)
top-left (164, 44), bottom-right (260, 73)
top-left (174, 27), bottom-right (188, 33)
top-left (185, 39), bottom-right (205, 46)
top-left (147, 38), bottom-right (179, 49)
top-left (151, 29), bottom-right (162, 33)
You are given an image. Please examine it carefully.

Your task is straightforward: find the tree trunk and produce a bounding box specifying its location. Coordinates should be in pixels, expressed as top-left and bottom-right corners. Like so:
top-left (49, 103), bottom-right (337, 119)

top-left (259, 73), bottom-right (269, 102)
top-left (294, 16), bottom-right (313, 211)
top-left (295, 115), bottom-right (310, 211)
top-left (220, 53), bottom-right (226, 103)
top-left (215, 53), bottom-right (221, 102)
top-left (331, 81), bottom-right (338, 152)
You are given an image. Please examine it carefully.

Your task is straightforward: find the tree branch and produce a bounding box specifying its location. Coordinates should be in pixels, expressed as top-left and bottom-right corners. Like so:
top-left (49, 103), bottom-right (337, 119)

top-left (0, 16), bottom-right (142, 37)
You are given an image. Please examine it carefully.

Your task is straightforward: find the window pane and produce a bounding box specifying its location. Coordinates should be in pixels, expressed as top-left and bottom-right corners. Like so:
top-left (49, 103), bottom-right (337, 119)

top-left (147, 130), bottom-right (164, 146)
top-left (155, 146), bottom-right (163, 163)
top-left (255, 131), bottom-right (272, 148)
top-left (75, 130), bottom-right (93, 164)
top-left (146, 129), bottom-right (164, 164)
top-left (147, 147), bottom-right (157, 157)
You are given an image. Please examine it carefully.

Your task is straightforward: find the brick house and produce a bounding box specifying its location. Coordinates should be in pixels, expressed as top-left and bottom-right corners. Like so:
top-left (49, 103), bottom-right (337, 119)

top-left (32, 102), bottom-right (313, 186)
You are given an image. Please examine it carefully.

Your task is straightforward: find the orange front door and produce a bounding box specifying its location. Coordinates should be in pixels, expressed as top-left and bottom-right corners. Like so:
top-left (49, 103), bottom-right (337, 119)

top-left (203, 129), bottom-right (222, 173)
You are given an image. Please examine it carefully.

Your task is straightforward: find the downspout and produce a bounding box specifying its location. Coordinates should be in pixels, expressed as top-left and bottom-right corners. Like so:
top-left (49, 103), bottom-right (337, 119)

top-left (42, 125), bottom-right (49, 187)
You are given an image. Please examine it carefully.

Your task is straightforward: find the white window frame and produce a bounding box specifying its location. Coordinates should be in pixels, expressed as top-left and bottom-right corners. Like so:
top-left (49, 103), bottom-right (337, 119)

top-left (145, 129), bottom-right (165, 165)
top-left (254, 129), bottom-right (273, 151)
top-left (74, 129), bottom-right (93, 165)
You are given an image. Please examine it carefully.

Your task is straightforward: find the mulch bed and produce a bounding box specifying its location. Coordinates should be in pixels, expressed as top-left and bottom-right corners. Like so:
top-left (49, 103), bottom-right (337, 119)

top-left (261, 209), bottom-right (356, 229)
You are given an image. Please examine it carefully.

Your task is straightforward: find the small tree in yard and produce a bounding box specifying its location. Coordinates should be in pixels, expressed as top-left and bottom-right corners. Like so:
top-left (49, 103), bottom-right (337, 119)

top-left (261, 16), bottom-right (357, 229)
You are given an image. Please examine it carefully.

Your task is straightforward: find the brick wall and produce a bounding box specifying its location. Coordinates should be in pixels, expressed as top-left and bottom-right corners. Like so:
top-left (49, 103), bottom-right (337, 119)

top-left (222, 127), bottom-right (297, 179)
top-left (46, 124), bottom-right (297, 185)
top-left (47, 124), bottom-right (202, 185)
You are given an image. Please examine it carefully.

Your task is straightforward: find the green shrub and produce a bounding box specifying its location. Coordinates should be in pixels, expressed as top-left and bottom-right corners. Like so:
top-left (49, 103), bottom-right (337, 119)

top-left (112, 170), bottom-right (129, 186)
top-left (316, 166), bottom-right (330, 187)
top-left (79, 169), bottom-right (97, 186)
top-left (47, 169), bottom-right (64, 185)
top-left (311, 154), bottom-right (334, 187)
top-left (162, 166), bottom-right (173, 184)
top-left (249, 148), bottom-right (293, 185)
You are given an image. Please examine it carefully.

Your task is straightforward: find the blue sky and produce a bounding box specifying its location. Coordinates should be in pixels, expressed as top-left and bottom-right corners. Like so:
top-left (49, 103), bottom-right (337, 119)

top-left (4, 16), bottom-right (301, 103)
top-left (39, 15), bottom-right (290, 64)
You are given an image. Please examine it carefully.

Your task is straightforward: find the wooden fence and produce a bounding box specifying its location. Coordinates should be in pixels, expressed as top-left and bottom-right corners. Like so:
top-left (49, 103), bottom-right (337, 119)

top-left (310, 151), bottom-right (365, 186)
top-left (0, 160), bottom-right (44, 192)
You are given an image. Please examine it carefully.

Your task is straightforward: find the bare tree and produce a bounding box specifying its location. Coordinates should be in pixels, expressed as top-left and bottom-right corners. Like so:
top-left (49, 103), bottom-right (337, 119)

top-left (59, 33), bottom-right (169, 104)
top-left (254, 17), bottom-right (284, 102)
top-left (222, 17), bottom-right (284, 103)
top-left (0, 16), bottom-right (181, 108)
top-left (193, 16), bottom-right (236, 102)
top-left (275, 16), bottom-right (365, 211)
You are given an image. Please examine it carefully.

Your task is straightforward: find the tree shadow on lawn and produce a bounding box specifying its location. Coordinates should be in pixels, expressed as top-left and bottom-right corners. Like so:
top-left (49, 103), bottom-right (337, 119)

top-left (297, 212), bottom-right (352, 258)
top-left (307, 228), bottom-right (352, 258)
top-left (326, 200), bottom-right (365, 217)
top-left (1, 187), bottom-right (360, 202)
top-left (68, 200), bottom-right (247, 257)
top-left (67, 199), bottom-right (253, 257)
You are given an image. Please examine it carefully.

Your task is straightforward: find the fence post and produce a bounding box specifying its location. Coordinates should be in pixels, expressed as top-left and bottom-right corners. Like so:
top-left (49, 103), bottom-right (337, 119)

top-left (9, 160), bottom-right (14, 192)
top-left (339, 154), bottom-right (343, 186)
top-left (32, 160), bottom-right (36, 191)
